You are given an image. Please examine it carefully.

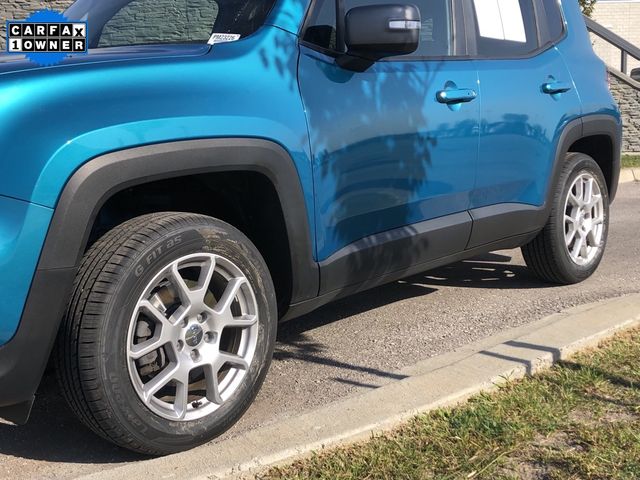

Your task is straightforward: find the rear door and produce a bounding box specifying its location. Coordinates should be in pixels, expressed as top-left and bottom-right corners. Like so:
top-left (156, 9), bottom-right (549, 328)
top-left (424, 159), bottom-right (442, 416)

top-left (464, 0), bottom-right (582, 246)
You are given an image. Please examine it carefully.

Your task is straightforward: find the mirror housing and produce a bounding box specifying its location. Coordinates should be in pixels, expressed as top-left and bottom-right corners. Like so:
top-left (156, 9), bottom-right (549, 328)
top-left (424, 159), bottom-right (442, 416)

top-left (338, 4), bottom-right (421, 72)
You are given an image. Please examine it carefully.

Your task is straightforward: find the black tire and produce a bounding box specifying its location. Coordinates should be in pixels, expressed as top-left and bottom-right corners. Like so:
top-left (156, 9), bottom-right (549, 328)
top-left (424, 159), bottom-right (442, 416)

top-left (522, 152), bottom-right (609, 284)
top-left (55, 212), bottom-right (277, 455)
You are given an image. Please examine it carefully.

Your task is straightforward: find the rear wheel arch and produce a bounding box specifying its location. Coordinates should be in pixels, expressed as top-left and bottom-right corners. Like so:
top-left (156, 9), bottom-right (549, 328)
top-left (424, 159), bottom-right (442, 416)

top-left (553, 114), bottom-right (621, 204)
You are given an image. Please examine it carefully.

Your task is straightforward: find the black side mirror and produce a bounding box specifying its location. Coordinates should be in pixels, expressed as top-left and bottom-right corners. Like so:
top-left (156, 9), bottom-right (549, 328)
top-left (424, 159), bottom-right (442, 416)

top-left (631, 67), bottom-right (640, 82)
top-left (337, 4), bottom-right (421, 72)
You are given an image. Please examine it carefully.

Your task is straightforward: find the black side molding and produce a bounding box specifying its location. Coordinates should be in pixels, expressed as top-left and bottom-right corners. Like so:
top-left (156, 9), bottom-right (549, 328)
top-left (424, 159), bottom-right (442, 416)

top-left (319, 212), bottom-right (472, 294)
top-left (467, 203), bottom-right (547, 249)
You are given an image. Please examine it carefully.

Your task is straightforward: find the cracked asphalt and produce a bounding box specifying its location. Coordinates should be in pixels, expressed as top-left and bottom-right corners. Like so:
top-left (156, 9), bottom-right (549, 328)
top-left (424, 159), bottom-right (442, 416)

top-left (1, 181), bottom-right (638, 479)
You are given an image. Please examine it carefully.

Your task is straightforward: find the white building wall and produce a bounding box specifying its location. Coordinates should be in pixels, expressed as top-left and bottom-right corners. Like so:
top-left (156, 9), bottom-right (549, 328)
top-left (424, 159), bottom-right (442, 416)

top-left (590, 0), bottom-right (640, 73)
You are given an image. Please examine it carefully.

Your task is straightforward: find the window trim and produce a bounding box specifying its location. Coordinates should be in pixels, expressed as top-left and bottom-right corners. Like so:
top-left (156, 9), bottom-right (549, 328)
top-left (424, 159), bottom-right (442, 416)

top-left (463, 0), bottom-right (567, 60)
top-left (299, 0), bottom-right (470, 61)
top-left (538, 0), bottom-right (568, 45)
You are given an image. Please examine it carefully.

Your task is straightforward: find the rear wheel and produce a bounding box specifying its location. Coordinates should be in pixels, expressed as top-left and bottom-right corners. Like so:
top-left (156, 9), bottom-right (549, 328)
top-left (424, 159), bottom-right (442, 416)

top-left (55, 212), bottom-right (277, 455)
top-left (522, 153), bottom-right (609, 284)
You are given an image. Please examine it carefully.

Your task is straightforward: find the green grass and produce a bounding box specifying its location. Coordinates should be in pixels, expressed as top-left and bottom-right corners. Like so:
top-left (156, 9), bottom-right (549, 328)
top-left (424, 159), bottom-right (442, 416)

top-left (622, 155), bottom-right (640, 168)
top-left (262, 328), bottom-right (640, 480)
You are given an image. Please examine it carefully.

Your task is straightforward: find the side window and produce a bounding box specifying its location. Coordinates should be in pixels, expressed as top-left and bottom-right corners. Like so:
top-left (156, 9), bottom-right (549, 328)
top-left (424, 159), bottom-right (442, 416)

top-left (98, 0), bottom-right (219, 48)
top-left (303, 0), bottom-right (453, 57)
top-left (471, 0), bottom-right (539, 57)
top-left (541, 0), bottom-right (565, 42)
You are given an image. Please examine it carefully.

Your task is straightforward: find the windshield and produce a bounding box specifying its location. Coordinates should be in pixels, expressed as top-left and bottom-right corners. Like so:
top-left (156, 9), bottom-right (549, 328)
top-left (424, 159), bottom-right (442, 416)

top-left (65, 0), bottom-right (277, 49)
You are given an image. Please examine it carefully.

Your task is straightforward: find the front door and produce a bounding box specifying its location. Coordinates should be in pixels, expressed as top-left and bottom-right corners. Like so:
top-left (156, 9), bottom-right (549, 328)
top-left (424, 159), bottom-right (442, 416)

top-left (298, 0), bottom-right (480, 275)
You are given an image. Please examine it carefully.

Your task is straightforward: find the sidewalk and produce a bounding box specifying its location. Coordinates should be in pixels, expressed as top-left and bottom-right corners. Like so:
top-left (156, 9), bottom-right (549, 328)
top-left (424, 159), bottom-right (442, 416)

top-left (620, 167), bottom-right (640, 183)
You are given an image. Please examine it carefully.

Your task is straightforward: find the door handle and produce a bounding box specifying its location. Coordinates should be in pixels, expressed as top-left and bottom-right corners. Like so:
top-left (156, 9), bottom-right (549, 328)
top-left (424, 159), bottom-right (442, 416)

top-left (436, 88), bottom-right (477, 105)
top-left (541, 81), bottom-right (572, 95)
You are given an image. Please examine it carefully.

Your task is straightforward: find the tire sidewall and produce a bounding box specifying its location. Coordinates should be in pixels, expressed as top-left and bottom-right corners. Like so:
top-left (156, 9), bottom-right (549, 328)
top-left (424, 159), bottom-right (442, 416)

top-left (96, 218), bottom-right (276, 452)
top-left (552, 155), bottom-right (610, 283)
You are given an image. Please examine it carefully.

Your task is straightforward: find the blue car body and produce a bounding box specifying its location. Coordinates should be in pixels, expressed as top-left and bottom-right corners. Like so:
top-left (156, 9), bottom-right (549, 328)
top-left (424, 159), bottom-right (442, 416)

top-left (0, 0), bottom-right (621, 422)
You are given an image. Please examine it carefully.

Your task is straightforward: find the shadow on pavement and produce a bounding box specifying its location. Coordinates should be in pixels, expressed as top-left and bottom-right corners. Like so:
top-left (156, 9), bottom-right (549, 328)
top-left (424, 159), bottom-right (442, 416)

top-left (0, 374), bottom-right (145, 464)
top-left (406, 252), bottom-right (553, 290)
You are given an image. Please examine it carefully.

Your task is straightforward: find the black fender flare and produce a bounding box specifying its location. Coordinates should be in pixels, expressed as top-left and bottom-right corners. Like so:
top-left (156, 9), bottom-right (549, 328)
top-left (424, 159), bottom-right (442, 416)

top-left (548, 114), bottom-right (622, 207)
top-left (38, 138), bottom-right (319, 299)
top-left (0, 138), bottom-right (319, 422)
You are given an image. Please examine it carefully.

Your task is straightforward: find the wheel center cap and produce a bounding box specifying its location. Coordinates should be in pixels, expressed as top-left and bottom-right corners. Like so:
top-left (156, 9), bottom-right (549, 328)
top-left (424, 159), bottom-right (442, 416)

top-left (185, 324), bottom-right (204, 347)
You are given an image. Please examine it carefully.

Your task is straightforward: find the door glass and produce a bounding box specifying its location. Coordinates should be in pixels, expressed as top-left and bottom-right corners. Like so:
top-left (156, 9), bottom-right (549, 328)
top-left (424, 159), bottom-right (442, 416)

top-left (471, 0), bottom-right (538, 56)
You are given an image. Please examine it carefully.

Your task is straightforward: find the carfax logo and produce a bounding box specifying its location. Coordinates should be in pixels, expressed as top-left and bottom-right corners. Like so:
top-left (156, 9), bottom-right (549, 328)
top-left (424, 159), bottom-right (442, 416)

top-left (6, 9), bottom-right (87, 66)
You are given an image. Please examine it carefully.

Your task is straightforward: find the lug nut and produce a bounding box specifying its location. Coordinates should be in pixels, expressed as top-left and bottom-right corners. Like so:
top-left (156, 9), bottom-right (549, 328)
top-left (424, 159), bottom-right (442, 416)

top-left (177, 340), bottom-right (184, 351)
top-left (205, 331), bottom-right (217, 343)
top-left (190, 350), bottom-right (200, 361)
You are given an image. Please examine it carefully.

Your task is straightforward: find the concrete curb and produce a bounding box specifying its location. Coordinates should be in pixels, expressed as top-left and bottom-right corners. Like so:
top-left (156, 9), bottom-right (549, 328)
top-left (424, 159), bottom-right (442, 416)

top-left (78, 293), bottom-right (640, 480)
top-left (620, 167), bottom-right (640, 183)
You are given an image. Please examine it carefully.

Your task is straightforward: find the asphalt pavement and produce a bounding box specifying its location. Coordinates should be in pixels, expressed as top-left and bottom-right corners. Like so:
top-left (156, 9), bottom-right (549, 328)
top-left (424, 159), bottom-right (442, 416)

top-left (1, 181), bottom-right (638, 480)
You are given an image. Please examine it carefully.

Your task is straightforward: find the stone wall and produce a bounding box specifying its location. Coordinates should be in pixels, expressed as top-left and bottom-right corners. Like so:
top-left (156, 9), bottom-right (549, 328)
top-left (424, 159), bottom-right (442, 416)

top-left (98, 0), bottom-right (217, 48)
top-left (1, 1), bottom-right (74, 51)
top-left (1, 0), bottom-right (218, 50)
top-left (609, 71), bottom-right (640, 153)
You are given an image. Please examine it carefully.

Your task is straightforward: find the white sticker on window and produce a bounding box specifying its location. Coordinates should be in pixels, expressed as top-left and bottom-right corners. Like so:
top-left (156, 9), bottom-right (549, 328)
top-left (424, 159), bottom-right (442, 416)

top-left (208, 33), bottom-right (241, 45)
top-left (473, 0), bottom-right (527, 43)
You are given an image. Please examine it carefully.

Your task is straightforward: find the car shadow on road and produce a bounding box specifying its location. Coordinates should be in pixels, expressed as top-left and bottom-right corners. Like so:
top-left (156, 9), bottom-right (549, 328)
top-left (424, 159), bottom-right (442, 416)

top-left (0, 374), bottom-right (146, 464)
top-left (0, 252), bottom-right (549, 464)
top-left (408, 252), bottom-right (553, 290)
top-left (274, 252), bottom-right (551, 388)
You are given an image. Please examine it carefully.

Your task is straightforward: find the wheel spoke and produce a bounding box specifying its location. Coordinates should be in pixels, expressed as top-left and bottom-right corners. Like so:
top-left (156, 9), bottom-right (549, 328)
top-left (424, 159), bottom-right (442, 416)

top-left (142, 365), bottom-right (178, 401)
top-left (571, 234), bottom-right (585, 259)
top-left (130, 335), bottom-right (168, 360)
top-left (204, 364), bottom-right (223, 404)
top-left (574, 177), bottom-right (584, 205)
top-left (192, 257), bottom-right (216, 304)
top-left (222, 314), bottom-right (258, 329)
top-left (565, 221), bottom-right (576, 245)
top-left (169, 263), bottom-right (194, 305)
top-left (213, 277), bottom-right (246, 315)
top-left (587, 193), bottom-right (601, 210)
top-left (580, 238), bottom-right (589, 258)
top-left (173, 370), bottom-right (191, 420)
top-left (139, 300), bottom-right (171, 326)
top-left (583, 177), bottom-right (594, 206)
top-left (217, 352), bottom-right (249, 371)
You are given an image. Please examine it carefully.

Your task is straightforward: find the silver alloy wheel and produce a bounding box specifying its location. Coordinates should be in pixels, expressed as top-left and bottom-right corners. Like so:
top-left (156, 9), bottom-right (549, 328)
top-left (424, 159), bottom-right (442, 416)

top-left (563, 172), bottom-right (605, 266)
top-left (126, 253), bottom-right (259, 421)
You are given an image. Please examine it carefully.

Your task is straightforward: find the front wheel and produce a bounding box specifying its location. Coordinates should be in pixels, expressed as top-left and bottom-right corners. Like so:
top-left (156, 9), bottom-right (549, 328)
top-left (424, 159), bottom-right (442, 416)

top-left (522, 152), bottom-right (609, 284)
top-left (55, 213), bottom-right (277, 455)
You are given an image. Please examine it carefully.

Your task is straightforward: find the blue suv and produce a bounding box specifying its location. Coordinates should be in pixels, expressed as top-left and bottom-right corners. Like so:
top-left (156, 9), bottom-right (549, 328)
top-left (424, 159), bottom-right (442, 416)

top-left (0, 0), bottom-right (621, 454)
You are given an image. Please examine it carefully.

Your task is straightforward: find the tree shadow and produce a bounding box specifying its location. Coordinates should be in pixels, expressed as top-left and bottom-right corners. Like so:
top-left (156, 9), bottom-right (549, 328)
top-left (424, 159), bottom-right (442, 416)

top-left (407, 253), bottom-right (553, 290)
